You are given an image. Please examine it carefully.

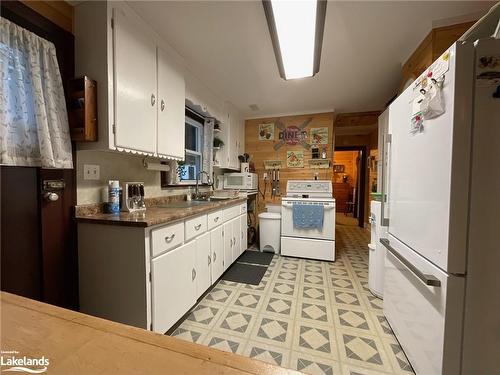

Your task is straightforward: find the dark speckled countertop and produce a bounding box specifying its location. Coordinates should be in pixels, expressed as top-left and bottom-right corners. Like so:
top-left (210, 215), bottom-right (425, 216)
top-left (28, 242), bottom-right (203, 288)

top-left (75, 197), bottom-right (247, 228)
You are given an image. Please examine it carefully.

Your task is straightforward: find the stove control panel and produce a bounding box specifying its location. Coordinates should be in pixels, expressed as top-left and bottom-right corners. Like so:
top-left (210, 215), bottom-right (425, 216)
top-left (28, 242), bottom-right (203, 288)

top-left (286, 180), bottom-right (332, 197)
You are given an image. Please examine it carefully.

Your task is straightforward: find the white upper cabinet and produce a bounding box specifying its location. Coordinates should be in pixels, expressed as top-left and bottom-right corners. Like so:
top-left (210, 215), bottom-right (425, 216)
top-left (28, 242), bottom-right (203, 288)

top-left (112, 8), bottom-right (157, 154)
top-left (217, 102), bottom-right (242, 170)
top-left (157, 47), bottom-right (185, 160)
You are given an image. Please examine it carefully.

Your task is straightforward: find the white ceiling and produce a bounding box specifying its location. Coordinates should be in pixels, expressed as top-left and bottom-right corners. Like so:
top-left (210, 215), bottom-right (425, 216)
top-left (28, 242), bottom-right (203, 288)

top-left (128, 1), bottom-right (495, 118)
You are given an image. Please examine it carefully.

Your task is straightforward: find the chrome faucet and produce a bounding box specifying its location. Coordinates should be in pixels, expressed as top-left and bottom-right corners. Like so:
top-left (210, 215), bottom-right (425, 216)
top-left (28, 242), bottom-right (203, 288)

top-left (195, 171), bottom-right (212, 200)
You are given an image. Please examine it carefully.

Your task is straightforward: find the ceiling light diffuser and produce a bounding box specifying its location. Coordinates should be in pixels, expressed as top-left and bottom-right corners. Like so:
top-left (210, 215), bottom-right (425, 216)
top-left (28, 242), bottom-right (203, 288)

top-left (263, 0), bottom-right (327, 80)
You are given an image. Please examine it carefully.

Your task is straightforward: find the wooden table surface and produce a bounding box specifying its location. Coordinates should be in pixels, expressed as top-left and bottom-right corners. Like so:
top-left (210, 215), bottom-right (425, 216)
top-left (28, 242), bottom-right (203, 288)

top-left (1, 292), bottom-right (301, 374)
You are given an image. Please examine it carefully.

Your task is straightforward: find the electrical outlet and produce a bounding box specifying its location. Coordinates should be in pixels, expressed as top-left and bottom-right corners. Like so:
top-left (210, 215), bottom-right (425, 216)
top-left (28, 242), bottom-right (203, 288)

top-left (263, 172), bottom-right (268, 180)
top-left (83, 164), bottom-right (100, 180)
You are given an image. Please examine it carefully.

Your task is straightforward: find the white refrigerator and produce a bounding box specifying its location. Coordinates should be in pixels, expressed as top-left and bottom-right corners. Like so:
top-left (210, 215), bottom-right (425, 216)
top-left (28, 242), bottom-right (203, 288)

top-left (382, 37), bottom-right (500, 375)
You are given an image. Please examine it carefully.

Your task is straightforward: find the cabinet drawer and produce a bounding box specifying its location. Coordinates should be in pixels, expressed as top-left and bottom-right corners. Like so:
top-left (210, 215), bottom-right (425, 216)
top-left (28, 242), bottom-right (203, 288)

top-left (151, 222), bottom-right (184, 258)
top-left (240, 203), bottom-right (247, 214)
top-left (223, 205), bottom-right (240, 222)
top-left (185, 214), bottom-right (207, 241)
top-left (207, 210), bottom-right (223, 230)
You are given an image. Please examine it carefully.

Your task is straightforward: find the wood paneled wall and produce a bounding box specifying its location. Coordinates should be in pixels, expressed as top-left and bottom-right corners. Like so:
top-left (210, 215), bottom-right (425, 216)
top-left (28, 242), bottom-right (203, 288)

top-left (401, 21), bottom-right (475, 89)
top-left (245, 112), bottom-right (335, 213)
top-left (19, 0), bottom-right (73, 33)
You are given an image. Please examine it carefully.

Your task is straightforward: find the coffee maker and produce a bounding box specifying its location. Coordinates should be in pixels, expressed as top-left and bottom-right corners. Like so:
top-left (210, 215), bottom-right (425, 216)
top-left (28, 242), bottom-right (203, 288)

top-left (121, 182), bottom-right (146, 212)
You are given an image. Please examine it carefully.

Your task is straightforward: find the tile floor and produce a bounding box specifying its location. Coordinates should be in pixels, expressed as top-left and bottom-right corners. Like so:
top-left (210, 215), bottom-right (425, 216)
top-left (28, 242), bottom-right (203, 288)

top-left (170, 225), bottom-right (414, 375)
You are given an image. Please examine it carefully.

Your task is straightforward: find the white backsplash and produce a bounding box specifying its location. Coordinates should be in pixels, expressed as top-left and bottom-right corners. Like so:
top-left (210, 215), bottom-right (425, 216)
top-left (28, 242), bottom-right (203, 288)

top-left (76, 150), bottom-right (195, 205)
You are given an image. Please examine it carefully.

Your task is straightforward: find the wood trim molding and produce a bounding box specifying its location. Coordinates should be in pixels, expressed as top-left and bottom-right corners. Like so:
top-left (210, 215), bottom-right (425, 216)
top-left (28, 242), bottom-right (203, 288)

top-left (19, 0), bottom-right (74, 33)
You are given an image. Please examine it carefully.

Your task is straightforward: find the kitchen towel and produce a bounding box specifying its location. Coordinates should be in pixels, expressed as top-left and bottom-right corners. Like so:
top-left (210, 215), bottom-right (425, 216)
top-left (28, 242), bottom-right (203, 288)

top-left (292, 202), bottom-right (324, 229)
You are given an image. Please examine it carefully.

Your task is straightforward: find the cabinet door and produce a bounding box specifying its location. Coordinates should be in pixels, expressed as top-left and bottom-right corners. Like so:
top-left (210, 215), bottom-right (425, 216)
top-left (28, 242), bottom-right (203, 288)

top-left (195, 232), bottom-right (211, 299)
top-left (113, 8), bottom-right (156, 154)
top-left (231, 218), bottom-right (241, 263)
top-left (151, 241), bottom-right (196, 333)
top-left (240, 214), bottom-right (248, 254)
top-left (223, 221), bottom-right (232, 271)
top-left (229, 111), bottom-right (240, 169)
top-left (210, 226), bottom-right (224, 282)
top-left (157, 47), bottom-right (185, 159)
top-left (238, 117), bottom-right (245, 156)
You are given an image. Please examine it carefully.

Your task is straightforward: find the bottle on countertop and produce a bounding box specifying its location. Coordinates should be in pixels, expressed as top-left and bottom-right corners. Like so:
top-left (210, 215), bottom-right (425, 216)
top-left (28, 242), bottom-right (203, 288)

top-left (108, 180), bottom-right (120, 214)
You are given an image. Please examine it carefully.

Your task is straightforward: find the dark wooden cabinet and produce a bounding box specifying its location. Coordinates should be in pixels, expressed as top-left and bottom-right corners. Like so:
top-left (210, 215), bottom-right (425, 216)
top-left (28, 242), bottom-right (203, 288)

top-left (68, 76), bottom-right (97, 142)
top-left (334, 183), bottom-right (352, 213)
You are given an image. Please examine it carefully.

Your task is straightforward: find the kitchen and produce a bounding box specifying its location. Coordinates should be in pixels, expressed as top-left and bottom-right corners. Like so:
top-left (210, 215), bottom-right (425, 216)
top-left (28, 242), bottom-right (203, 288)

top-left (1, 1), bottom-right (499, 374)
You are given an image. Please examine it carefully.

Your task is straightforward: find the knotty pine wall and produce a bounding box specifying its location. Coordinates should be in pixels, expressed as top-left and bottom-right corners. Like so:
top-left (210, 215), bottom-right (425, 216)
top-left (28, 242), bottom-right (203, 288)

top-left (245, 112), bottom-right (335, 214)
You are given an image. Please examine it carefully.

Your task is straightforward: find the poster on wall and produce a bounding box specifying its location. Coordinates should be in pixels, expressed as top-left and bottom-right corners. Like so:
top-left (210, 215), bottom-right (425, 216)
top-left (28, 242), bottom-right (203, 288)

top-left (287, 151), bottom-right (304, 168)
top-left (310, 127), bottom-right (328, 144)
top-left (258, 123), bottom-right (275, 140)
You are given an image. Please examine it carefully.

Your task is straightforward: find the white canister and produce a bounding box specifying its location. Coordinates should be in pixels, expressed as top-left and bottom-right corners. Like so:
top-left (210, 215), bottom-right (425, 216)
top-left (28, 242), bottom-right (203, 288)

top-left (241, 163), bottom-right (250, 173)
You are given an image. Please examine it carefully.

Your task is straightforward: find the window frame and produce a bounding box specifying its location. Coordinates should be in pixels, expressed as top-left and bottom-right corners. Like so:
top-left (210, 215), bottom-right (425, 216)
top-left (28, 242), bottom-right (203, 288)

top-left (177, 116), bottom-right (204, 185)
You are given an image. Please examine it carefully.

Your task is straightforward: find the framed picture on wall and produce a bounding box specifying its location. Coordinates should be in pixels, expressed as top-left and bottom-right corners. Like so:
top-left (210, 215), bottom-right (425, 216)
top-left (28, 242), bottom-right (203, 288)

top-left (287, 151), bottom-right (304, 168)
top-left (259, 123), bottom-right (275, 140)
top-left (333, 164), bottom-right (345, 173)
top-left (310, 127), bottom-right (328, 144)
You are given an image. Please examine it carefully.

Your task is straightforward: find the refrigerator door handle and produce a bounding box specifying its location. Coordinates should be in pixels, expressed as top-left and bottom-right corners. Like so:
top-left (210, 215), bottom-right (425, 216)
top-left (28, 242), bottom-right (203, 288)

top-left (380, 238), bottom-right (441, 287)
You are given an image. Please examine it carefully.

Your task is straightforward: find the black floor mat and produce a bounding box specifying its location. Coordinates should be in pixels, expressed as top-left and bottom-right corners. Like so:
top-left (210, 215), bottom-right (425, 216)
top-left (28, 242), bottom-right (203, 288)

top-left (238, 250), bottom-right (274, 266)
top-left (221, 263), bottom-right (267, 285)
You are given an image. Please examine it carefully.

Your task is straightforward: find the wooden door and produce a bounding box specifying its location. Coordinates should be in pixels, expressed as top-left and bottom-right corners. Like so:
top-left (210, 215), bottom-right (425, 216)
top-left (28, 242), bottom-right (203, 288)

top-left (151, 241), bottom-right (196, 333)
top-left (210, 226), bottom-right (224, 282)
top-left (157, 47), bottom-right (185, 159)
top-left (113, 7), bottom-right (156, 154)
top-left (195, 232), bottom-right (211, 299)
top-left (0, 2), bottom-right (78, 309)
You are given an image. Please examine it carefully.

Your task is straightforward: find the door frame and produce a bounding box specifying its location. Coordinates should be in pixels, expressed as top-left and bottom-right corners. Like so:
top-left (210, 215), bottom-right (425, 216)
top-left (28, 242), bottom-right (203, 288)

top-left (333, 146), bottom-right (367, 228)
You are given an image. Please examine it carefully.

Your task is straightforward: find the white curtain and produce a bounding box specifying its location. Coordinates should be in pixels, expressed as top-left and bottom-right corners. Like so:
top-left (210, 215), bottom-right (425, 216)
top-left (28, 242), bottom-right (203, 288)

top-left (0, 17), bottom-right (73, 169)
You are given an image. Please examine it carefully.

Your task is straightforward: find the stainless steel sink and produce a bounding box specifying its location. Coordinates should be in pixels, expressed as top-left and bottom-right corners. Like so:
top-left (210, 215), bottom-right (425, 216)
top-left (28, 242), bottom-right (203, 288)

top-left (157, 200), bottom-right (213, 209)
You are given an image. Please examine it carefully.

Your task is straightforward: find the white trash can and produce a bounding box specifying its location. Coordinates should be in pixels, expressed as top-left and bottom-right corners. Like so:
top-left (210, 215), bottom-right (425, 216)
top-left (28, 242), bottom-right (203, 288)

top-left (258, 212), bottom-right (281, 254)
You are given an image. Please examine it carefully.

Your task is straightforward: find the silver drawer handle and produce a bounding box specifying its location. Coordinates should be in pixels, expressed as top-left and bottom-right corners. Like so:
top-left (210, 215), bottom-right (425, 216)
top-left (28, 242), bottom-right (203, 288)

top-left (208, 255), bottom-right (211, 265)
top-left (380, 238), bottom-right (441, 287)
top-left (194, 224), bottom-right (202, 231)
top-left (160, 99), bottom-right (165, 112)
top-left (192, 268), bottom-right (196, 281)
top-left (213, 252), bottom-right (217, 262)
top-left (165, 234), bottom-right (175, 243)
top-left (214, 216), bottom-right (220, 222)
top-left (151, 93), bottom-right (156, 106)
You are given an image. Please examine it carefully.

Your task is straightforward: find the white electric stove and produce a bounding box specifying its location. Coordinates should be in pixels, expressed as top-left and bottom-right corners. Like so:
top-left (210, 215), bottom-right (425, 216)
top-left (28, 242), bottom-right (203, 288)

top-left (281, 180), bottom-right (336, 261)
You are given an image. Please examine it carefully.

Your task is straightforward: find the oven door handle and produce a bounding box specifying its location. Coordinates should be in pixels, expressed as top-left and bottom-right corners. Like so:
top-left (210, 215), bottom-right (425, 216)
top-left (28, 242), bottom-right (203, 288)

top-left (380, 238), bottom-right (441, 287)
top-left (282, 202), bottom-right (335, 209)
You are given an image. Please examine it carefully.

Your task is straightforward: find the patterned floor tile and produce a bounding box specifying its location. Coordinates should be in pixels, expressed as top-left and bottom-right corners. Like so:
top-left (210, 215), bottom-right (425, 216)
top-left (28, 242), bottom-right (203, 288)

top-left (337, 330), bottom-right (392, 372)
top-left (243, 340), bottom-right (291, 368)
top-left (170, 323), bottom-right (209, 344)
top-left (215, 309), bottom-right (256, 337)
top-left (202, 331), bottom-right (247, 355)
top-left (290, 351), bottom-right (341, 375)
top-left (170, 225), bottom-right (413, 375)
top-left (293, 324), bottom-right (337, 360)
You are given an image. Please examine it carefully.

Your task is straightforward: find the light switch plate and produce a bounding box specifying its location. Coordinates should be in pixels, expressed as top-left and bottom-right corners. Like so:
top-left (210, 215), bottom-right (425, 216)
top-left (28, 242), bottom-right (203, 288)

top-left (83, 164), bottom-right (100, 180)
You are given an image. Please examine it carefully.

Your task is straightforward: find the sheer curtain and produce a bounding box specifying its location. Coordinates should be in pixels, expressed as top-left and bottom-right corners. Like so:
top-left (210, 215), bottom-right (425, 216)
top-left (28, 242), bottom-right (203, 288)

top-left (0, 17), bottom-right (73, 169)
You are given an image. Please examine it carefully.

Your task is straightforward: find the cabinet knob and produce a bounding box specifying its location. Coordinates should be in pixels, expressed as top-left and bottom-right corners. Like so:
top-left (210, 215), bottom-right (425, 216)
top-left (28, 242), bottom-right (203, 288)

top-left (208, 255), bottom-right (211, 265)
top-left (151, 94), bottom-right (156, 107)
top-left (214, 216), bottom-right (219, 222)
top-left (194, 224), bottom-right (202, 231)
top-left (213, 252), bottom-right (217, 262)
top-left (192, 268), bottom-right (196, 281)
top-left (165, 234), bottom-right (175, 243)
top-left (161, 99), bottom-right (165, 112)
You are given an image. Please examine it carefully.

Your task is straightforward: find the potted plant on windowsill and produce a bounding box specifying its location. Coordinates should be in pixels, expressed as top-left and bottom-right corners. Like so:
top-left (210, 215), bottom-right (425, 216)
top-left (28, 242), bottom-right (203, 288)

top-left (213, 137), bottom-right (224, 150)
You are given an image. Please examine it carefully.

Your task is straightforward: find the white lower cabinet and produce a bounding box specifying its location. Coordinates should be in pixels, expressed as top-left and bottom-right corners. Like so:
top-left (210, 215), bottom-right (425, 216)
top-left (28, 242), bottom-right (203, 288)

top-left (223, 221), bottom-right (232, 272)
top-left (231, 218), bottom-right (241, 263)
top-left (151, 241), bottom-right (196, 334)
top-left (241, 214), bottom-right (248, 254)
top-left (194, 232), bottom-right (211, 299)
top-left (210, 226), bottom-right (224, 282)
top-left (78, 201), bottom-right (248, 335)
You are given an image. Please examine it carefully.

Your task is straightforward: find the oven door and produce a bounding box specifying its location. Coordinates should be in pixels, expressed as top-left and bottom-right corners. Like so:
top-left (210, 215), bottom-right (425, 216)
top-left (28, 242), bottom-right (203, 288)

top-left (281, 200), bottom-right (335, 240)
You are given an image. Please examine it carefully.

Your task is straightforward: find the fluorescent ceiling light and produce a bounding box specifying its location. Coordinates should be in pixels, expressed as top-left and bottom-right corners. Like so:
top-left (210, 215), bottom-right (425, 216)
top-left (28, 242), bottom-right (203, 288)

top-left (263, 0), bottom-right (327, 80)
